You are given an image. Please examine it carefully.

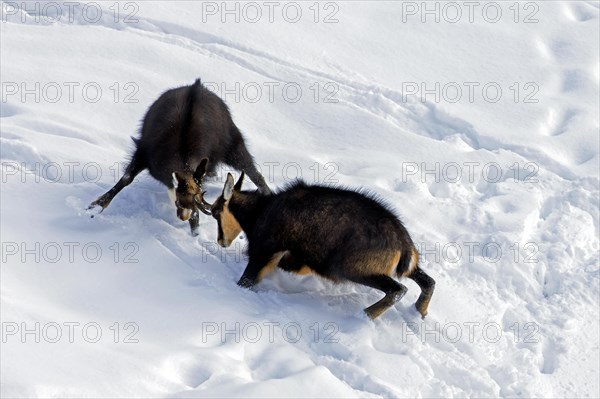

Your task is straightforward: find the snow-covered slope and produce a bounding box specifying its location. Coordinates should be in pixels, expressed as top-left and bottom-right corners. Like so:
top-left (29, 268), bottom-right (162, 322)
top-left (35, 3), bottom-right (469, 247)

top-left (1, 1), bottom-right (599, 397)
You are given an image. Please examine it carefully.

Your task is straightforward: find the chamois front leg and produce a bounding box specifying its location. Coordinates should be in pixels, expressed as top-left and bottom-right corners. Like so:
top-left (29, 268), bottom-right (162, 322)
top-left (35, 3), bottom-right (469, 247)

top-left (189, 209), bottom-right (200, 236)
top-left (87, 152), bottom-right (146, 214)
top-left (237, 251), bottom-right (287, 288)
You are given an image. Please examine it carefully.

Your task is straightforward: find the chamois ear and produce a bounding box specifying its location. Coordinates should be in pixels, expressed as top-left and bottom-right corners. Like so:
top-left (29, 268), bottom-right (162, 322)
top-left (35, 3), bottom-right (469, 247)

top-left (223, 173), bottom-right (235, 201)
top-left (194, 158), bottom-right (209, 183)
top-left (234, 171), bottom-right (245, 191)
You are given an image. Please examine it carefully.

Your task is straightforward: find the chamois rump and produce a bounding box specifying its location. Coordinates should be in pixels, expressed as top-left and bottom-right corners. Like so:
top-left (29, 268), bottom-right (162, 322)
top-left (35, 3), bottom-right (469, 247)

top-left (88, 79), bottom-right (271, 235)
top-left (210, 173), bottom-right (435, 320)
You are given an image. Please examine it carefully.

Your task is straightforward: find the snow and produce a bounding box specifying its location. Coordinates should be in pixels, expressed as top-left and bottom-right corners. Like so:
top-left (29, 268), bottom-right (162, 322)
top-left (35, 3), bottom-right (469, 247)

top-left (1, 1), bottom-right (599, 397)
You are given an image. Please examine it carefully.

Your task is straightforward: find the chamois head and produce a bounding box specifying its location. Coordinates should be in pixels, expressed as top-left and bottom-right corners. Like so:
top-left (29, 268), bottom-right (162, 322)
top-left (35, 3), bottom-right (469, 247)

top-left (171, 158), bottom-right (212, 221)
top-left (211, 172), bottom-right (244, 247)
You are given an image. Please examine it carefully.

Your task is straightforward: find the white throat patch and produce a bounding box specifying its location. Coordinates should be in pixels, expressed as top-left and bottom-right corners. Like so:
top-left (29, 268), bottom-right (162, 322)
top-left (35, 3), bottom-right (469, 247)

top-left (168, 188), bottom-right (177, 203)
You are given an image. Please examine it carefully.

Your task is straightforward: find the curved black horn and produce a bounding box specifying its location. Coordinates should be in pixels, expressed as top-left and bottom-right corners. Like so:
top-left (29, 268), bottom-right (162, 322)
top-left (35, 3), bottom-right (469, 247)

top-left (201, 191), bottom-right (212, 206)
top-left (194, 192), bottom-right (212, 215)
top-left (198, 206), bottom-right (212, 215)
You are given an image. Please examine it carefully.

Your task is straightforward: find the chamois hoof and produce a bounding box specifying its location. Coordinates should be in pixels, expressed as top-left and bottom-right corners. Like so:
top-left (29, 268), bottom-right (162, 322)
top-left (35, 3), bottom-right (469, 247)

top-left (86, 202), bottom-right (106, 218)
top-left (237, 277), bottom-right (255, 289)
top-left (190, 228), bottom-right (200, 237)
top-left (415, 302), bottom-right (428, 319)
top-left (364, 308), bottom-right (379, 320)
top-left (87, 194), bottom-right (111, 213)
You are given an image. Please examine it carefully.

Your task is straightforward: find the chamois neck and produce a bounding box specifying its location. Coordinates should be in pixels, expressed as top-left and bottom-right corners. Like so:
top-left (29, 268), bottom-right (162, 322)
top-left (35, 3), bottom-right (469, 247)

top-left (228, 190), bottom-right (267, 233)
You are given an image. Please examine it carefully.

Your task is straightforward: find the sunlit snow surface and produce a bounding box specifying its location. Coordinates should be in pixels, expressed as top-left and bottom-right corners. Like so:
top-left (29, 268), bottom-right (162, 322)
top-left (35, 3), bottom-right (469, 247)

top-left (1, 1), bottom-right (599, 397)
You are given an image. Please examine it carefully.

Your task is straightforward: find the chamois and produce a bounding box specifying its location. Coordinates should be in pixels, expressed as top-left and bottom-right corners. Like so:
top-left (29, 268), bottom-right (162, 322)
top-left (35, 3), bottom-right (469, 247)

top-left (210, 173), bottom-right (435, 320)
top-left (88, 79), bottom-right (271, 235)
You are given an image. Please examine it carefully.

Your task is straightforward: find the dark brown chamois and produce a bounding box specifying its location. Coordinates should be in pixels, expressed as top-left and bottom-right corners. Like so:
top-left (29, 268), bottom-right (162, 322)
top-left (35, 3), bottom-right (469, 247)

top-left (210, 173), bottom-right (435, 320)
top-left (88, 79), bottom-right (271, 235)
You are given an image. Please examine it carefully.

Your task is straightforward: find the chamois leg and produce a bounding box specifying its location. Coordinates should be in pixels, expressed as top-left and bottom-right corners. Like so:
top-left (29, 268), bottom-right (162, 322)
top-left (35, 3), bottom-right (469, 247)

top-left (188, 209), bottom-right (200, 236)
top-left (349, 274), bottom-right (408, 320)
top-left (244, 162), bottom-right (271, 195)
top-left (408, 267), bottom-right (435, 319)
top-left (87, 152), bottom-right (146, 213)
top-left (237, 251), bottom-right (287, 288)
top-left (227, 141), bottom-right (271, 195)
top-left (276, 252), bottom-right (313, 275)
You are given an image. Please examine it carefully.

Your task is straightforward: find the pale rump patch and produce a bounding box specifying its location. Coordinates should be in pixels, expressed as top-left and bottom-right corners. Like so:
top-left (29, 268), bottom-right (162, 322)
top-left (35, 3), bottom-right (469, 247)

top-left (402, 247), bottom-right (419, 277)
top-left (258, 251), bottom-right (288, 282)
top-left (388, 250), bottom-right (402, 276)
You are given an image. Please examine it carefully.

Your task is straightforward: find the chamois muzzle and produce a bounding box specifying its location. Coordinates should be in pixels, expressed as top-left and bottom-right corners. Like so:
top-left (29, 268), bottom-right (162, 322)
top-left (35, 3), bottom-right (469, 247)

top-left (194, 191), bottom-right (212, 215)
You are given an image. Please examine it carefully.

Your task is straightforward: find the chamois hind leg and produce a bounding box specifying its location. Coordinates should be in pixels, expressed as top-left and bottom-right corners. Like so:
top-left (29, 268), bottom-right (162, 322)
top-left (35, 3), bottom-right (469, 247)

top-left (243, 162), bottom-right (271, 195)
top-left (226, 140), bottom-right (271, 195)
top-left (349, 274), bottom-right (408, 320)
top-left (277, 252), bottom-right (313, 275)
top-left (88, 151), bottom-right (146, 213)
top-left (408, 267), bottom-right (435, 319)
